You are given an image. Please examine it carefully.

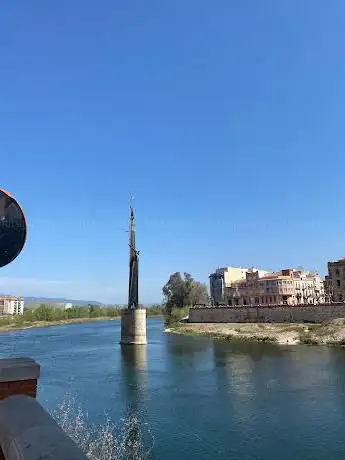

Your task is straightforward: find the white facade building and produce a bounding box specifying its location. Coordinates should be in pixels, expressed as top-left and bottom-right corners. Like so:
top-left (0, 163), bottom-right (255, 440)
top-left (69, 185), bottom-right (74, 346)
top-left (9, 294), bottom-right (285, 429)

top-left (0, 296), bottom-right (24, 315)
top-left (224, 268), bottom-right (325, 306)
top-left (210, 266), bottom-right (271, 305)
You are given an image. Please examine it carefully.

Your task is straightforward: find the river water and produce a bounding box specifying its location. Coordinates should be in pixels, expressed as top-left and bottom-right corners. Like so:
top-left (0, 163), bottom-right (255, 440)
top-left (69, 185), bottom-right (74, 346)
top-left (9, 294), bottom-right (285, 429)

top-left (1, 317), bottom-right (345, 459)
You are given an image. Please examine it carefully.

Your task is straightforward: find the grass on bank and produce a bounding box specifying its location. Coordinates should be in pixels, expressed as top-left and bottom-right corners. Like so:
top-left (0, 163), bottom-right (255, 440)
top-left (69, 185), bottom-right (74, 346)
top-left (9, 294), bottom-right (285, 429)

top-left (164, 306), bottom-right (189, 328)
top-left (0, 304), bottom-right (164, 331)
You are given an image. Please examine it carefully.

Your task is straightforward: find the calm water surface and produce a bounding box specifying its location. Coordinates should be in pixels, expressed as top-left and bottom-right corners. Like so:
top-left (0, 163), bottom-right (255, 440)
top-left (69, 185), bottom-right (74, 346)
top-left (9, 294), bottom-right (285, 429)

top-left (1, 318), bottom-right (345, 459)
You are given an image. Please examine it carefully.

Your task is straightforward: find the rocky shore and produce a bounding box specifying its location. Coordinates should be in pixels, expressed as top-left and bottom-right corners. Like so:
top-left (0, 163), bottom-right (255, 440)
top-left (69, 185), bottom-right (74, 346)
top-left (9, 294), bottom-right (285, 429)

top-left (167, 318), bottom-right (345, 345)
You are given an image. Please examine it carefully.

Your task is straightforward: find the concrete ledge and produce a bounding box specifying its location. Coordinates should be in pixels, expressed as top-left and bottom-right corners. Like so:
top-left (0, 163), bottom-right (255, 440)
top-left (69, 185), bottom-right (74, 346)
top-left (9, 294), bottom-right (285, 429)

top-left (0, 395), bottom-right (87, 460)
top-left (0, 359), bottom-right (40, 383)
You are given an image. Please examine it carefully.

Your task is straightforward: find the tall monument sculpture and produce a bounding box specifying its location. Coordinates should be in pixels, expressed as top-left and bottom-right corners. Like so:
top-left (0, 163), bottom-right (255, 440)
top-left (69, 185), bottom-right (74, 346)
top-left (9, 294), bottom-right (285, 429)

top-left (128, 205), bottom-right (139, 310)
top-left (120, 202), bottom-right (147, 345)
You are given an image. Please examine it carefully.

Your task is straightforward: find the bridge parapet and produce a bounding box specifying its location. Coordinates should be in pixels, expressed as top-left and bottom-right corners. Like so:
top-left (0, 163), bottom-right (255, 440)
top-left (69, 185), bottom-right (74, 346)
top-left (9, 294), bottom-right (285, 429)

top-left (0, 358), bottom-right (87, 460)
top-left (0, 395), bottom-right (88, 460)
top-left (0, 358), bottom-right (39, 401)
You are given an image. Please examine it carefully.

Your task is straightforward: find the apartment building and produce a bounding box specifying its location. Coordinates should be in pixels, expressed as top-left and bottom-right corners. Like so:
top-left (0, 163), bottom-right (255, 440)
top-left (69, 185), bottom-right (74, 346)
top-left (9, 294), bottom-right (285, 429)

top-left (209, 266), bottom-right (271, 305)
top-left (224, 268), bottom-right (324, 307)
top-left (0, 296), bottom-right (24, 315)
top-left (327, 258), bottom-right (345, 302)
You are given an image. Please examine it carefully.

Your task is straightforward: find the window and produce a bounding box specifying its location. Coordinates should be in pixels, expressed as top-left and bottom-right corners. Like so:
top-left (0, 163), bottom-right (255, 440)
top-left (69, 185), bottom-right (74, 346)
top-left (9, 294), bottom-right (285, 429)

top-left (336, 269), bottom-right (340, 276)
top-left (338, 295), bottom-right (343, 302)
top-left (337, 280), bottom-right (341, 287)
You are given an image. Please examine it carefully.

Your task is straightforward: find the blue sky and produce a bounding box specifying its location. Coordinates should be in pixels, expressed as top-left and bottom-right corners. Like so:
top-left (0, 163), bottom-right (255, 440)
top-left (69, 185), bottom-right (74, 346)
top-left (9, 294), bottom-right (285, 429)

top-left (1, 0), bottom-right (345, 304)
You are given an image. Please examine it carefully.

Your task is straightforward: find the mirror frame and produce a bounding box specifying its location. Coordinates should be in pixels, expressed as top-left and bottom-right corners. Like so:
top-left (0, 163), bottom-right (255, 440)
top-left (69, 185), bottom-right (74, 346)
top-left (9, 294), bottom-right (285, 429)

top-left (0, 189), bottom-right (27, 267)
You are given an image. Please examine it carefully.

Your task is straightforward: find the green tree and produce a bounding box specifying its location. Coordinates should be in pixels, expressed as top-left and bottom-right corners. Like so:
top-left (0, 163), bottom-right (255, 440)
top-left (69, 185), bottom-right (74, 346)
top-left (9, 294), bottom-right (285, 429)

top-left (89, 305), bottom-right (101, 318)
top-left (163, 272), bottom-right (187, 312)
top-left (23, 309), bottom-right (35, 322)
top-left (162, 272), bottom-right (208, 313)
top-left (189, 282), bottom-right (209, 306)
top-left (32, 304), bottom-right (54, 321)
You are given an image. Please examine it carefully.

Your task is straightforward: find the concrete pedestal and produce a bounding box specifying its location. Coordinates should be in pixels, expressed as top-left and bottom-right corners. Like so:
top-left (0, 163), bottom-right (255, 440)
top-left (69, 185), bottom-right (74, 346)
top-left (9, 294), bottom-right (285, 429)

top-left (120, 309), bottom-right (147, 345)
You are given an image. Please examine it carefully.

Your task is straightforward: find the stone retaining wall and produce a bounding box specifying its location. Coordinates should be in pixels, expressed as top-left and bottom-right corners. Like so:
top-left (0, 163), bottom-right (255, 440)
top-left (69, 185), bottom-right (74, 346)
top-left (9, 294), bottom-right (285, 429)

top-left (189, 303), bottom-right (345, 324)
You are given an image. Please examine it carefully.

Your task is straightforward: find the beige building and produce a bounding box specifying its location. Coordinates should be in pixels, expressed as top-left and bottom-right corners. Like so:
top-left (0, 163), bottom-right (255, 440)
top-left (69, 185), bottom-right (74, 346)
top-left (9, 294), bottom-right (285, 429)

top-left (323, 275), bottom-right (333, 303)
top-left (209, 266), bottom-right (271, 305)
top-left (0, 296), bottom-right (24, 315)
top-left (327, 258), bottom-right (345, 302)
top-left (224, 268), bottom-right (324, 307)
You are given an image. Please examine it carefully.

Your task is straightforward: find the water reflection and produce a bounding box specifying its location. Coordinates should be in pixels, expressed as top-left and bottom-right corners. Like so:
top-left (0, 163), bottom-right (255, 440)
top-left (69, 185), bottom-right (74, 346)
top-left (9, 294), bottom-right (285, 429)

top-left (214, 340), bottom-right (285, 363)
top-left (213, 341), bottom-right (288, 393)
top-left (120, 345), bottom-right (148, 457)
top-left (166, 334), bottom-right (210, 357)
top-left (120, 345), bottom-right (148, 408)
top-left (212, 341), bottom-right (256, 424)
top-left (165, 333), bottom-right (212, 372)
top-left (212, 341), bottom-right (296, 425)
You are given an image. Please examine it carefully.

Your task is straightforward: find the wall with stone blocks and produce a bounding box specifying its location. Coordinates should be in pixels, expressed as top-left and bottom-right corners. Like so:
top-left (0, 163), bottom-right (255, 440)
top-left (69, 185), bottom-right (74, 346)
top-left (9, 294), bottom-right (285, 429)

top-left (189, 304), bottom-right (345, 324)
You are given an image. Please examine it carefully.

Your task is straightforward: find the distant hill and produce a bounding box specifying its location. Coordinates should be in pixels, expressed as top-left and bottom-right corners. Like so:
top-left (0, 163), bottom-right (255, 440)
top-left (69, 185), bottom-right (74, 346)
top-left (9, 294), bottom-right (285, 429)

top-left (23, 297), bottom-right (104, 307)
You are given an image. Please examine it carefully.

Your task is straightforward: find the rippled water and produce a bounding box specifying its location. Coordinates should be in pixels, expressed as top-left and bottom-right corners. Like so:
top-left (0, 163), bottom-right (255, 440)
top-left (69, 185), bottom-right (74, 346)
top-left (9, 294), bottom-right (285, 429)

top-left (1, 318), bottom-right (345, 459)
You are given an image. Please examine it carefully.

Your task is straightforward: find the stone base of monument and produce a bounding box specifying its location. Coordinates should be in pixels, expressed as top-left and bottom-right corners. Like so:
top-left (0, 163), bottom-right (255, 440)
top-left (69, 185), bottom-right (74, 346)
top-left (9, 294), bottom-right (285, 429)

top-left (120, 308), bottom-right (147, 345)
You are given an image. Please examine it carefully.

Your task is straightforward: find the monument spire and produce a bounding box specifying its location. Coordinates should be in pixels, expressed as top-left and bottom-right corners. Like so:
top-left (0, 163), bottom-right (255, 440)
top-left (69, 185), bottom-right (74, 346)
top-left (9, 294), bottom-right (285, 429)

top-left (121, 198), bottom-right (147, 345)
top-left (128, 197), bottom-right (139, 310)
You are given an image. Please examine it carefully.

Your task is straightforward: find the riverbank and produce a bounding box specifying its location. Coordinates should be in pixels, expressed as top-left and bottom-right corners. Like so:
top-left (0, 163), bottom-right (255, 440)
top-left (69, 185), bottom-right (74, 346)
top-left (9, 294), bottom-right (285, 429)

top-left (167, 318), bottom-right (345, 345)
top-left (0, 316), bottom-right (120, 333)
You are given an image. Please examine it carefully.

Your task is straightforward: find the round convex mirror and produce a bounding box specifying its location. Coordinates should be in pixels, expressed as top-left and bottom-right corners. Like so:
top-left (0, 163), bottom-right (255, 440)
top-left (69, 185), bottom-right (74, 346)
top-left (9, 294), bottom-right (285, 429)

top-left (0, 189), bottom-right (27, 268)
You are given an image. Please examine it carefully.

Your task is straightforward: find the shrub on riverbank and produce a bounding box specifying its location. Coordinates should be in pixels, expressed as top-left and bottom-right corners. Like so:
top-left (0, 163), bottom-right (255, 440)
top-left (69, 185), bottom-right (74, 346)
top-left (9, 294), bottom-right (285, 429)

top-left (164, 306), bottom-right (189, 327)
top-left (298, 330), bottom-right (318, 345)
top-left (0, 316), bottom-right (13, 327)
